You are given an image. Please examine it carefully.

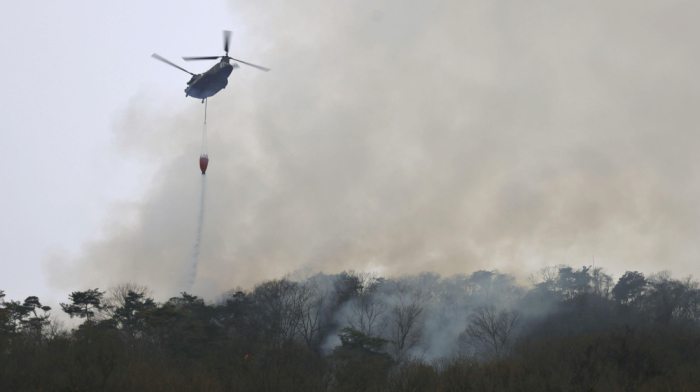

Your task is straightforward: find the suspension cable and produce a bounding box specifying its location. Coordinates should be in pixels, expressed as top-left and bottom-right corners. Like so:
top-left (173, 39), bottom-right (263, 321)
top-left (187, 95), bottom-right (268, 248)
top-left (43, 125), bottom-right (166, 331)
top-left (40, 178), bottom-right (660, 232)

top-left (201, 98), bottom-right (208, 156)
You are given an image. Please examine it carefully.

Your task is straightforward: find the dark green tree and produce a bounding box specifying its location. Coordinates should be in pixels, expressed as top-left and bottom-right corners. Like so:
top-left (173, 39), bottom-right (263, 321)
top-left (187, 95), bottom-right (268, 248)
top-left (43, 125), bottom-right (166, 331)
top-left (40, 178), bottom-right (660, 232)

top-left (332, 327), bottom-right (393, 391)
top-left (557, 266), bottom-right (592, 299)
top-left (612, 271), bottom-right (647, 305)
top-left (1, 301), bottom-right (29, 334)
top-left (61, 289), bottom-right (106, 322)
top-left (334, 271), bottom-right (363, 304)
top-left (21, 296), bottom-right (51, 333)
top-left (0, 290), bottom-right (7, 333)
top-left (113, 290), bottom-right (155, 339)
top-left (142, 292), bottom-right (222, 357)
top-left (338, 327), bottom-right (389, 354)
top-left (1, 295), bottom-right (51, 334)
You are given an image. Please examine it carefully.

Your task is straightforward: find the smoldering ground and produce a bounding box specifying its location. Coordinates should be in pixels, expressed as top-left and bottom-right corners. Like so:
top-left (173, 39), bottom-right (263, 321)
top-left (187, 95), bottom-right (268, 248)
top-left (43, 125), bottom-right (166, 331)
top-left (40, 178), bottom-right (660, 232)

top-left (46, 0), bottom-right (700, 299)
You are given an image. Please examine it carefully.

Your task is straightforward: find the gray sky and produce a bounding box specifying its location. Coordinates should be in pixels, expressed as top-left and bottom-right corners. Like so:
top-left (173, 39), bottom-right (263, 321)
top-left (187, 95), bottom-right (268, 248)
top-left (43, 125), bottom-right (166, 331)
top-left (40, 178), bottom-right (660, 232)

top-left (2, 0), bottom-right (700, 305)
top-left (0, 0), bottom-right (235, 304)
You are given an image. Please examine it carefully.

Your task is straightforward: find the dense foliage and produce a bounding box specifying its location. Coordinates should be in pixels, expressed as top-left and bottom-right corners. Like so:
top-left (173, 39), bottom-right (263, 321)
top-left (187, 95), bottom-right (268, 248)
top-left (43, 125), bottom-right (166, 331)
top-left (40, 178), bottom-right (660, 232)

top-left (2, 266), bottom-right (700, 391)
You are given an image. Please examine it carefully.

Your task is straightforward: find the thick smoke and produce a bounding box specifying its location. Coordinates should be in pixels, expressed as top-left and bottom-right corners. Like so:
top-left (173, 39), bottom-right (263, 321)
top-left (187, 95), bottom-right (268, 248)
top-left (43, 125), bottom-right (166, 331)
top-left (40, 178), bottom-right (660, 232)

top-left (46, 0), bottom-right (700, 299)
top-left (235, 268), bottom-right (606, 359)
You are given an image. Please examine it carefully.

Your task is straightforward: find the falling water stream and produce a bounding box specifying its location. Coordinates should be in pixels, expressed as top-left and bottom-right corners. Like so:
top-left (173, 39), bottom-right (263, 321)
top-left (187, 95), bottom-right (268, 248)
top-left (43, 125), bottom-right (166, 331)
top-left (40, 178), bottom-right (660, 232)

top-left (185, 99), bottom-right (209, 292)
top-left (185, 174), bottom-right (207, 291)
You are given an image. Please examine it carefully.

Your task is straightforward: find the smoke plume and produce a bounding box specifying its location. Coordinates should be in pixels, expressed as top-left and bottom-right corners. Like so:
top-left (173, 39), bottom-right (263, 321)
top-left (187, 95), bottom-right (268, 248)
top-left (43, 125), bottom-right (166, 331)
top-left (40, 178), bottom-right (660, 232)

top-left (45, 0), bottom-right (700, 299)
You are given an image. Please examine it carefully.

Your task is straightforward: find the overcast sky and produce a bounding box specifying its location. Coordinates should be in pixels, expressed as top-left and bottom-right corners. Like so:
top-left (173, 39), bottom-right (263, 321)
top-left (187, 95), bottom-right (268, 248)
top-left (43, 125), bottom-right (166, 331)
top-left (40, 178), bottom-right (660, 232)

top-left (0, 0), bottom-right (238, 304)
top-left (2, 0), bottom-right (700, 307)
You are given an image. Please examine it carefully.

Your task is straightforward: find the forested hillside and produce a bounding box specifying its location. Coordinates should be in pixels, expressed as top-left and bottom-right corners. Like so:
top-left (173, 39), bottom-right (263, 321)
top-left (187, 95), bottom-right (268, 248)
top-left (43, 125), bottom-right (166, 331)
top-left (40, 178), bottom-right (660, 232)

top-left (2, 266), bottom-right (700, 391)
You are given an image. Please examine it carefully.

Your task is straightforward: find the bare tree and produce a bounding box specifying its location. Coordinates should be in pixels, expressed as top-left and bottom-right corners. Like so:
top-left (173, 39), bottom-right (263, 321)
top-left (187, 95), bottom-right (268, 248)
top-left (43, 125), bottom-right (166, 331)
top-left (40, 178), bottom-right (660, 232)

top-left (253, 278), bottom-right (304, 345)
top-left (347, 292), bottom-right (388, 337)
top-left (645, 272), bottom-right (700, 324)
top-left (387, 280), bottom-right (431, 358)
top-left (459, 305), bottom-right (520, 359)
top-left (44, 318), bottom-right (67, 340)
top-left (296, 279), bottom-right (330, 349)
top-left (528, 265), bottom-right (566, 290)
top-left (591, 267), bottom-right (614, 299)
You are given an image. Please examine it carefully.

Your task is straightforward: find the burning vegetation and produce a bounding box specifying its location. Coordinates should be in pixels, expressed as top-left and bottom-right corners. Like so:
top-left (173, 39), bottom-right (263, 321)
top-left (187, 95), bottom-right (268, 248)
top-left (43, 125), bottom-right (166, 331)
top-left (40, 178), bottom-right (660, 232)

top-left (2, 266), bottom-right (700, 391)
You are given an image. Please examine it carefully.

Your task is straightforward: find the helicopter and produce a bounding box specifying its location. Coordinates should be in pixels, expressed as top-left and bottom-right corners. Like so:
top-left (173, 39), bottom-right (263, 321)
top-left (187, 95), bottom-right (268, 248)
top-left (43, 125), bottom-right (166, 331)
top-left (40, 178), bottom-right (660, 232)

top-left (151, 30), bottom-right (270, 103)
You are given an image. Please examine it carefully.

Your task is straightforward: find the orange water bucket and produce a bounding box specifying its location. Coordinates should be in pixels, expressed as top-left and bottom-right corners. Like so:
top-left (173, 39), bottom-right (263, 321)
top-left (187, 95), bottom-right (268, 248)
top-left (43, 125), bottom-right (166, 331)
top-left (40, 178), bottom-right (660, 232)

top-left (199, 155), bottom-right (209, 174)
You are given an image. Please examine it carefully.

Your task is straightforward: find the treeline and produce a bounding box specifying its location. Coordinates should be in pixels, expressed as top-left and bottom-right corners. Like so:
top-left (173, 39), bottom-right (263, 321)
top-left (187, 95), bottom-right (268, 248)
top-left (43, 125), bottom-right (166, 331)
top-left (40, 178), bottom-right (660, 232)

top-left (2, 266), bottom-right (700, 391)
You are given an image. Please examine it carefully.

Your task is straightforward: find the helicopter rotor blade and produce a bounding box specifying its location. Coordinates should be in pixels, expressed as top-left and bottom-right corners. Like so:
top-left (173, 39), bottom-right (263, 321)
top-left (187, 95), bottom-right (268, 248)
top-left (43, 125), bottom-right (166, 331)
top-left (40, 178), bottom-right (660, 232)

top-left (223, 30), bottom-right (231, 55)
top-left (229, 57), bottom-right (271, 72)
top-left (151, 53), bottom-right (194, 75)
top-left (182, 56), bottom-right (222, 61)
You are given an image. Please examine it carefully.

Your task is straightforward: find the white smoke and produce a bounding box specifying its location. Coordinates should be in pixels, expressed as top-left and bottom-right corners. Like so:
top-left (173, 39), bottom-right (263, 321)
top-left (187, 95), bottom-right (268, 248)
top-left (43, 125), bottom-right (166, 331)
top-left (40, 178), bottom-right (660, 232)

top-left (185, 174), bottom-right (207, 292)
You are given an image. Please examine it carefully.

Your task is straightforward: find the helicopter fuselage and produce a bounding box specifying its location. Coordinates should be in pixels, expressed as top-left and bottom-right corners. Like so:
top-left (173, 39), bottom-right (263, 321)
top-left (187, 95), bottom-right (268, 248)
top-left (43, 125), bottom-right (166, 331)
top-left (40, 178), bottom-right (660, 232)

top-left (152, 30), bottom-right (269, 101)
top-left (184, 61), bottom-right (238, 100)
